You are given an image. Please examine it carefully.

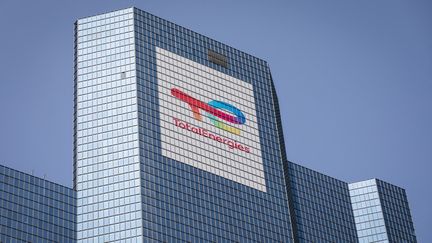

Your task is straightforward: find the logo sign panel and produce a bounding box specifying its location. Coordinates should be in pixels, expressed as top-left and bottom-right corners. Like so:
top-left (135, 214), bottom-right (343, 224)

top-left (156, 47), bottom-right (265, 192)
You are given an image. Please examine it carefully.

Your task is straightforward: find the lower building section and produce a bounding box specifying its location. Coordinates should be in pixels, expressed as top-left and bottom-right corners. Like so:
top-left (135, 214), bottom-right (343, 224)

top-left (0, 165), bottom-right (76, 243)
top-left (0, 162), bottom-right (417, 243)
top-left (349, 179), bottom-right (417, 243)
top-left (288, 161), bottom-right (358, 242)
top-left (287, 162), bottom-right (418, 243)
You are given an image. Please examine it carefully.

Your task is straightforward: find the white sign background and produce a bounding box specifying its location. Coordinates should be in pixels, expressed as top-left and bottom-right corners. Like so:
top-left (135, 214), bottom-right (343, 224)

top-left (156, 47), bottom-right (265, 192)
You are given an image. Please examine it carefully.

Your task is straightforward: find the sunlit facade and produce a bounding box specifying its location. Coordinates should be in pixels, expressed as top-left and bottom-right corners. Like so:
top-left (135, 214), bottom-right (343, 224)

top-left (74, 7), bottom-right (294, 242)
top-left (349, 179), bottom-right (417, 242)
top-left (0, 6), bottom-right (418, 243)
top-left (74, 8), bottom-right (143, 242)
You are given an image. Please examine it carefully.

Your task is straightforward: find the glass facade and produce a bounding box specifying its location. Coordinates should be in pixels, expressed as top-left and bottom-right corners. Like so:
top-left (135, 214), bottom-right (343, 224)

top-left (0, 6), bottom-right (418, 243)
top-left (288, 161), bottom-right (358, 242)
top-left (349, 179), bottom-right (417, 243)
top-left (349, 179), bottom-right (389, 242)
top-left (134, 7), bottom-right (294, 242)
top-left (0, 164), bottom-right (75, 243)
top-left (376, 179), bottom-right (417, 242)
top-left (72, 7), bottom-right (418, 243)
top-left (75, 7), bottom-right (295, 242)
top-left (74, 8), bottom-right (143, 243)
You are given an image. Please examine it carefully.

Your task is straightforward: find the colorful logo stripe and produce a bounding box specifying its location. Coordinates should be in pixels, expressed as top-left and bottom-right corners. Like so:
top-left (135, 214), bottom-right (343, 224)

top-left (171, 88), bottom-right (246, 134)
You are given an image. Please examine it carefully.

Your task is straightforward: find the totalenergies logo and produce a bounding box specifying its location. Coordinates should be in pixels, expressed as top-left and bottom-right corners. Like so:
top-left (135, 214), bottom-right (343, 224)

top-left (171, 88), bottom-right (246, 135)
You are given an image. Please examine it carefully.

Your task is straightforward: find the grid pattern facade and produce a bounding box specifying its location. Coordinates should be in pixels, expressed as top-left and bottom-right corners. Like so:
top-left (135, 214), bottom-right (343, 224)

top-left (0, 165), bottom-right (75, 243)
top-left (133, 7), bottom-right (294, 242)
top-left (74, 8), bottom-right (143, 242)
top-left (50, 6), bottom-right (416, 243)
top-left (349, 179), bottom-right (388, 242)
top-left (375, 179), bottom-right (417, 242)
top-left (377, 180), bottom-right (417, 242)
top-left (0, 6), bottom-right (420, 243)
top-left (288, 161), bottom-right (358, 242)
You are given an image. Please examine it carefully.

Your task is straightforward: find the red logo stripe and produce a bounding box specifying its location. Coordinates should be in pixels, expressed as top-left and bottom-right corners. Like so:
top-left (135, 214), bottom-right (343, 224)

top-left (171, 88), bottom-right (238, 124)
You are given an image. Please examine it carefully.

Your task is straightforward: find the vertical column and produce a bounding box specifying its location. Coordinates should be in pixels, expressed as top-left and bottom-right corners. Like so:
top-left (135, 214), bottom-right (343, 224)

top-left (349, 179), bottom-right (388, 243)
top-left (74, 8), bottom-right (143, 242)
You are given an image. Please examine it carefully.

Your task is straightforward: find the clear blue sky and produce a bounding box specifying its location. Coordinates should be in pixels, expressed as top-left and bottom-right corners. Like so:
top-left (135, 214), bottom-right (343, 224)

top-left (0, 0), bottom-right (430, 241)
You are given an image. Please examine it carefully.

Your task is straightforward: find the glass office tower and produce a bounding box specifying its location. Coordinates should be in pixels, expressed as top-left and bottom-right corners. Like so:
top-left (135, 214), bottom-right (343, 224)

top-left (0, 6), bottom-right (419, 243)
top-left (0, 164), bottom-right (76, 243)
top-left (75, 7), bottom-right (294, 242)
top-left (349, 179), bottom-right (417, 243)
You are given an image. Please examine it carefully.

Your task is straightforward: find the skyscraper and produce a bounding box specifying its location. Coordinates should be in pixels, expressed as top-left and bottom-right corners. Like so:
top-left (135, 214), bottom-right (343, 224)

top-left (72, 7), bottom-right (418, 243)
top-left (74, 7), bottom-right (295, 242)
top-left (0, 6), bottom-right (418, 243)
